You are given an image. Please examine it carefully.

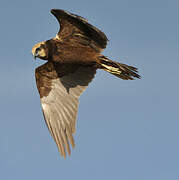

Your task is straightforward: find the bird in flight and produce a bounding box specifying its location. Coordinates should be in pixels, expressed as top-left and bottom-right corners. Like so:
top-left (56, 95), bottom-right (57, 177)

top-left (32, 9), bottom-right (140, 158)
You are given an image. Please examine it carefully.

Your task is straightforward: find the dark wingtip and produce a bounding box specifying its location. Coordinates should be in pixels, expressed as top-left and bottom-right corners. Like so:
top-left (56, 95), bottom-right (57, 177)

top-left (50, 9), bottom-right (57, 15)
top-left (50, 9), bottom-right (65, 21)
top-left (50, 9), bottom-right (55, 13)
top-left (51, 9), bottom-right (67, 15)
top-left (50, 9), bottom-right (61, 15)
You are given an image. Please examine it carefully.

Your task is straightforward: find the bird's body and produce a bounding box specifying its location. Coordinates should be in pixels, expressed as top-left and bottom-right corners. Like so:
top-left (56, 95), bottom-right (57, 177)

top-left (32, 9), bottom-right (140, 158)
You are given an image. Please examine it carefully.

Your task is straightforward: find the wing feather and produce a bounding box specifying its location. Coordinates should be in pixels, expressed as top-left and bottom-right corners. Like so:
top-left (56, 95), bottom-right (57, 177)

top-left (51, 9), bottom-right (108, 51)
top-left (35, 62), bottom-right (96, 158)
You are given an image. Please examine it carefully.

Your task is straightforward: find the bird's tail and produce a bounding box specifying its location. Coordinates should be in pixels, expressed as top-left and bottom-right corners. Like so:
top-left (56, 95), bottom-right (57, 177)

top-left (98, 56), bottom-right (141, 80)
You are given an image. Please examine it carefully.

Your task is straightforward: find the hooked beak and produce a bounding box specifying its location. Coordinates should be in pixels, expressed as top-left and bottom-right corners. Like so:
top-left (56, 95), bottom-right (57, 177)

top-left (33, 51), bottom-right (38, 60)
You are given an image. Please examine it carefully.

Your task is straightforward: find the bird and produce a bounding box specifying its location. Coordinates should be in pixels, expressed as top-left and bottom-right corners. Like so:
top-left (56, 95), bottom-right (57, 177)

top-left (31, 9), bottom-right (140, 158)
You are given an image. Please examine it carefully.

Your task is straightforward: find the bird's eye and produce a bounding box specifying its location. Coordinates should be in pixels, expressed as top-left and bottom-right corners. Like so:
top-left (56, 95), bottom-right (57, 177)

top-left (36, 47), bottom-right (41, 52)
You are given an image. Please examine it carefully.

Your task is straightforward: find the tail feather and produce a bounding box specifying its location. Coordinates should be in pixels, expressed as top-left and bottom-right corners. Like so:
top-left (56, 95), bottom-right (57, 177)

top-left (99, 56), bottom-right (141, 80)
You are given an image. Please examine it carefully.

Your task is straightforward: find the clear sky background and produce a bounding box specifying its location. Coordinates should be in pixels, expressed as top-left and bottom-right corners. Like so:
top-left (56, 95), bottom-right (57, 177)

top-left (0, 0), bottom-right (179, 179)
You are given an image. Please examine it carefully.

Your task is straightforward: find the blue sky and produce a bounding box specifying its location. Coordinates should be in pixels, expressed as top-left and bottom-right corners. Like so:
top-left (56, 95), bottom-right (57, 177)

top-left (0, 0), bottom-right (179, 179)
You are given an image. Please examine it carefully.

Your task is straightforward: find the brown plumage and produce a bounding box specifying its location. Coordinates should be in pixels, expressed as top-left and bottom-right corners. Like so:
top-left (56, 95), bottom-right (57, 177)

top-left (32, 9), bottom-right (140, 158)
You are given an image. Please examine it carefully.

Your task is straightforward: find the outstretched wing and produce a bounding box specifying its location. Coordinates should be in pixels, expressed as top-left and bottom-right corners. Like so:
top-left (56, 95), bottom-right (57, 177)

top-left (35, 62), bottom-right (96, 158)
top-left (51, 9), bottom-right (108, 51)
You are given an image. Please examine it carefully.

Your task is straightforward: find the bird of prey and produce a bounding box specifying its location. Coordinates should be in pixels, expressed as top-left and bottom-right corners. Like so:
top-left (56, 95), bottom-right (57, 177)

top-left (32, 9), bottom-right (140, 158)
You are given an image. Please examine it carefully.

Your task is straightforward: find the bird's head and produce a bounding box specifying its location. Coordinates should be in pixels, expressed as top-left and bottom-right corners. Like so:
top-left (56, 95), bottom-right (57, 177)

top-left (32, 42), bottom-right (49, 60)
